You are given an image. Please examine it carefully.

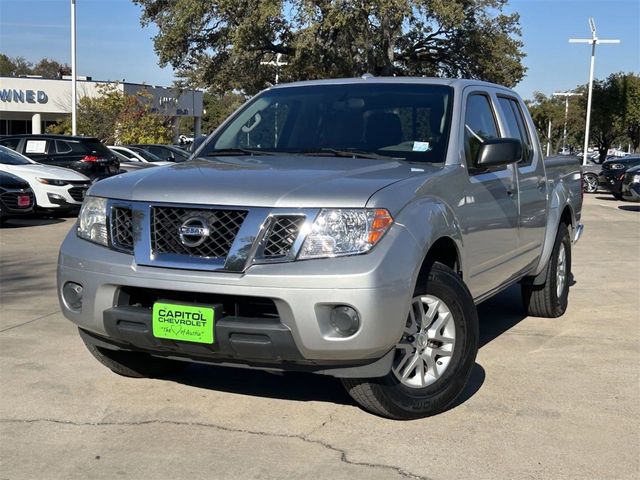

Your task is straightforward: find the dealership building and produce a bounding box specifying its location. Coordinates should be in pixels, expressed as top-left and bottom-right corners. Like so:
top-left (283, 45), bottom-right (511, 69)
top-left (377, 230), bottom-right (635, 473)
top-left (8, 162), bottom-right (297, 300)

top-left (0, 76), bottom-right (204, 141)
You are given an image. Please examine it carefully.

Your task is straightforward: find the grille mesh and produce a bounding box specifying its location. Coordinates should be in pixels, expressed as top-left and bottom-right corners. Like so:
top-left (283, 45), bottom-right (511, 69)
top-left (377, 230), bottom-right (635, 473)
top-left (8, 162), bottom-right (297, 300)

top-left (262, 216), bottom-right (305, 258)
top-left (111, 207), bottom-right (134, 251)
top-left (68, 187), bottom-right (87, 202)
top-left (151, 207), bottom-right (247, 258)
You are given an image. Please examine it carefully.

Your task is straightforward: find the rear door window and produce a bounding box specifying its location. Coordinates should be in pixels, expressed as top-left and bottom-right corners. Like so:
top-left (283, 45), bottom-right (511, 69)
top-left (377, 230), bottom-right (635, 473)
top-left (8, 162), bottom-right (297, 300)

top-left (498, 96), bottom-right (533, 166)
top-left (25, 139), bottom-right (48, 154)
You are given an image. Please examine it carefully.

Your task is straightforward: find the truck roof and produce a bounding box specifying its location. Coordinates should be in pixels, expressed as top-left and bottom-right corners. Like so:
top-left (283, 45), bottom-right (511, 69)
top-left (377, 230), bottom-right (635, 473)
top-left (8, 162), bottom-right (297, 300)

top-left (269, 76), bottom-right (517, 94)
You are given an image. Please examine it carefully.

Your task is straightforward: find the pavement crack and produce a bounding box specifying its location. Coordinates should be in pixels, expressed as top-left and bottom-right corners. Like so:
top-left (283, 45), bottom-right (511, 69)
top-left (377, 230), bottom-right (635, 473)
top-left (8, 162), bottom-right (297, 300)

top-left (1, 417), bottom-right (432, 479)
top-left (0, 312), bottom-right (58, 333)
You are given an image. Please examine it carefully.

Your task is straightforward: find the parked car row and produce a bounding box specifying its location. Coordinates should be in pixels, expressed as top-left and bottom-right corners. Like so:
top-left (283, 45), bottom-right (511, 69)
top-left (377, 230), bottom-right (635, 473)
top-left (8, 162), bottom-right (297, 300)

top-left (582, 155), bottom-right (640, 202)
top-left (0, 134), bottom-right (194, 223)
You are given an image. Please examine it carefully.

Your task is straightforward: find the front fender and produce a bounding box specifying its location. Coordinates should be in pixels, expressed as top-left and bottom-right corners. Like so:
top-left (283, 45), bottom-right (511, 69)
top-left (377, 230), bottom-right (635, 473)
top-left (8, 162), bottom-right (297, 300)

top-left (394, 197), bottom-right (465, 284)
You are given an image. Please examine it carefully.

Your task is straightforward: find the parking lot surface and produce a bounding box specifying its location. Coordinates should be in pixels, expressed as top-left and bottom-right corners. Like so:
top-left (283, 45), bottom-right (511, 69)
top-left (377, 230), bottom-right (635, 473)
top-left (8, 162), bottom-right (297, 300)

top-left (1, 195), bottom-right (638, 480)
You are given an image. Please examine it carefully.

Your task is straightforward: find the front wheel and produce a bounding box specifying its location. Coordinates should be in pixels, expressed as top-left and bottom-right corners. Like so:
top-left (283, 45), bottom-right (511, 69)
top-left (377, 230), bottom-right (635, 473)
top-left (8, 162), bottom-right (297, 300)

top-left (342, 262), bottom-right (479, 420)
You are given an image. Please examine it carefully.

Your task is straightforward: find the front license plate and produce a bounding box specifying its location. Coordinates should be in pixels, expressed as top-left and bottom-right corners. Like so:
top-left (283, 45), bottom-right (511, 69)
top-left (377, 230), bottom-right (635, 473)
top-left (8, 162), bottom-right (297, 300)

top-left (17, 194), bottom-right (30, 207)
top-left (152, 302), bottom-right (214, 344)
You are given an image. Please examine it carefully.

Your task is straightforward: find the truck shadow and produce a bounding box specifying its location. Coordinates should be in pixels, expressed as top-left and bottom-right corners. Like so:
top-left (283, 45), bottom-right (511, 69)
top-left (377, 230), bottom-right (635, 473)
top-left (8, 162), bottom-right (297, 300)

top-left (167, 286), bottom-right (530, 410)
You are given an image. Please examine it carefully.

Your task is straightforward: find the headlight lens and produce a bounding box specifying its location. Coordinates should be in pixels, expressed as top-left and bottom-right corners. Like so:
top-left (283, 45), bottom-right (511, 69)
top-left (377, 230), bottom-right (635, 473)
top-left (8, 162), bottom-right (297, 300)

top-left (37, 177), bottom-right (68, 186)
top-left (298, 208), bottom-right (393, 259)
top-left (77, 197), bottom-right (108, 246)
top-left (610, 163), bottom-right (624, 169)
top-left (633, 174), bottom-right (640, 184)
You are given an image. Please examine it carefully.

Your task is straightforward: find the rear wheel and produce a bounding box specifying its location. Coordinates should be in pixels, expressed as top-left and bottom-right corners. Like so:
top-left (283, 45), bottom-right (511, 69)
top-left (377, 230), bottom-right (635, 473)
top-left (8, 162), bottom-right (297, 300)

top-left (342, 262), bottom-right (478, 420)
top-left (583, 173), bottom-right (598, 193)
top-left (522, 222), bottom-right (571, 318)
top-left (82, 336), bottom-right (187, 378)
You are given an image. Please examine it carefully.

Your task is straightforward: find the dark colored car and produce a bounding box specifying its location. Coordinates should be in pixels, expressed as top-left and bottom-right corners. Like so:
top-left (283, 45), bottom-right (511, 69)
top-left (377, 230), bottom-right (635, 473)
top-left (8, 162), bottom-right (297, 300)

top-left (0, 135), bottom-right (120, 181)
top-left (598, 156), bottom-right (640, 199)
top-left (582, 161), bottom-right (601, 193)
top-left (0, 171), bottom-right (35, 222)
top-left (126, 144), bottom-right (190, 162)
top-left (621, 165), bottom-right (640, 202)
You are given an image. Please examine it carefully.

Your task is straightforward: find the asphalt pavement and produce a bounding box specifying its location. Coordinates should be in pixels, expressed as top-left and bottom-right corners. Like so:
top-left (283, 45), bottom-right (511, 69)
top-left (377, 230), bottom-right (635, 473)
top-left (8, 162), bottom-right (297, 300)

top-left (0, 194), bottom-right (638, 480)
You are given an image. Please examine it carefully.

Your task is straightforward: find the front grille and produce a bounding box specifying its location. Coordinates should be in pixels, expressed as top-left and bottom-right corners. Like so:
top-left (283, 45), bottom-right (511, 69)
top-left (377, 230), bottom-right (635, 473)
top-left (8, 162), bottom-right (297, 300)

top-left (111, 207), bottom-right (134, 252)
top-left (0, 190), bottom-right (33, 209)
top-left (262, 216), bottom-right (305, 258)
top-left (151, 207), bottom-right (247, 259)
top-left (68, 186), bottom-right (87, 202)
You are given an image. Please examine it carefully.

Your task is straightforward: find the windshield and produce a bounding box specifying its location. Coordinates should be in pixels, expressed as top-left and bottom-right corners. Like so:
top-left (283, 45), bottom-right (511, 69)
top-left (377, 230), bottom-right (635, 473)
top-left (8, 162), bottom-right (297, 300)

top-left (200, 83), bottom-right (453, 162)
top-left (0, 146), bottom-right (33, 165)
top-left (128, 147), bottom-right (165, 162)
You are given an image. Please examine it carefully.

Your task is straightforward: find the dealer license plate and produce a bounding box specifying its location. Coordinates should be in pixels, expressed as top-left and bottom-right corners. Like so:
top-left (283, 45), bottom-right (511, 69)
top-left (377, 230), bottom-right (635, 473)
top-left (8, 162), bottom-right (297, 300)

top-left (152, 302), bottom-right (214, 344)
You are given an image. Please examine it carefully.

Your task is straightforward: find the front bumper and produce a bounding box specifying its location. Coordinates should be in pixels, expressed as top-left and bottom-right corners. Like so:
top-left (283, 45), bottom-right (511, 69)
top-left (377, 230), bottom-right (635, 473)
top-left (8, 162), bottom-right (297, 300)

top-left (58, 223), bottom-right (422, 371)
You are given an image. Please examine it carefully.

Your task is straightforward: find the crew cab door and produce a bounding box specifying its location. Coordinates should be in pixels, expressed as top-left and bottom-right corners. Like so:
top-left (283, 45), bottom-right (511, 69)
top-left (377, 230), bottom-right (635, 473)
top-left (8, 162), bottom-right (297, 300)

top-left (496, 96), bottom-right (547, 272)
top-left (457, 91), bottom-right (520, 299)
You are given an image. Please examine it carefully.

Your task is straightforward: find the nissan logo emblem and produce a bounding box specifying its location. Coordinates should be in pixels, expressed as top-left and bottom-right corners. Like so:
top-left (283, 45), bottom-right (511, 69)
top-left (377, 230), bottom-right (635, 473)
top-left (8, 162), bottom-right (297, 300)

top-left (179, 216), bottom-right (210, 247)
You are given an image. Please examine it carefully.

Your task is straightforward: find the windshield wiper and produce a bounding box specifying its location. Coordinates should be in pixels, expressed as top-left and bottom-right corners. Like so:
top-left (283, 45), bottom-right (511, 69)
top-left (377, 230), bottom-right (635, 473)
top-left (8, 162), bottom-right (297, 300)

top-left (205, 148), bottom-right (281, 156)
top-left (299, 148), bottom-right (404, 160)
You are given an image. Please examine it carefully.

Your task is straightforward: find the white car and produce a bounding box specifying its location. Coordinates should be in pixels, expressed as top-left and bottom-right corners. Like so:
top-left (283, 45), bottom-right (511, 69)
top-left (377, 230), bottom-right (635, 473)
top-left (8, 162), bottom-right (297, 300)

top-left (0, 145), bottom-right (91, 213)
top-left (108, 146), bottom-right (171, 165)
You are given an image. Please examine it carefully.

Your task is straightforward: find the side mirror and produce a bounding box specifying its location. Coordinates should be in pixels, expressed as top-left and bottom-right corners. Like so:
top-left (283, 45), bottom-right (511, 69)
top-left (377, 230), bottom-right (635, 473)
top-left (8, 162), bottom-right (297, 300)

top-left (475, 138), bottom-right (522, 168)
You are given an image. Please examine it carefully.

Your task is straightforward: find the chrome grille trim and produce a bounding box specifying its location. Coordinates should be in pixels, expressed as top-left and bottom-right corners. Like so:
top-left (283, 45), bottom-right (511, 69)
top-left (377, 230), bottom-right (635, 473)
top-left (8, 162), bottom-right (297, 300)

top-left (106, 200), bottom-right (320, 273)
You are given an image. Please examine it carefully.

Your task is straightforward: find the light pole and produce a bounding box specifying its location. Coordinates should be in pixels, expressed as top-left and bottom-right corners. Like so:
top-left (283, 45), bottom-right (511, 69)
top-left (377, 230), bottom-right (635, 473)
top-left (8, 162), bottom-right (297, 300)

top-left (71, 0), bottom-right (77, 135)
top-left (569, 18), bottom-right (620, 165)
top-left (260, 53), bottom-right (288, 85)
top-left (552, 91), bottom-right (581, 154)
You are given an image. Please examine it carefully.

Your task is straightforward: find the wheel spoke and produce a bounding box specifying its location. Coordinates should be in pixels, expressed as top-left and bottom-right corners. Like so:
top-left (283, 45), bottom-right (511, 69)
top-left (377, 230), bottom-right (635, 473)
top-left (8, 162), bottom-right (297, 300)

top-left (427, 311), bottom-right (450, 338)
top-left (401, 354), bottom-right (420, 380)
top-left (393, 294), bottom-right (457, 389)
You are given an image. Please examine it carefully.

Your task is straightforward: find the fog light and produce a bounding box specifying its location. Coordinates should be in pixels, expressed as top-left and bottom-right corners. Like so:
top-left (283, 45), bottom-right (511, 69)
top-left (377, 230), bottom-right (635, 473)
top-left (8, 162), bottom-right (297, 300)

top-left (330, 306), bottom-right (360, 337)
top-left (62, 282), bottom-right (83, 310)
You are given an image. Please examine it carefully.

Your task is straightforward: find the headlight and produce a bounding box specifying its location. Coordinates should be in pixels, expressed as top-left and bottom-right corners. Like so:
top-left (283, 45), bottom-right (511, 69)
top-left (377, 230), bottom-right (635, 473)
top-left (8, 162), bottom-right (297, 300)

top-left (36, 177), bottom-right (68, 186)
top-left (610, 163), bottom-right (624, 170)
top-left (298, 208), bottom-right (393, 259)
top-left (77, 197), bottom-right (108, 246)
top-left (633, 174), bottom-right (640, 184)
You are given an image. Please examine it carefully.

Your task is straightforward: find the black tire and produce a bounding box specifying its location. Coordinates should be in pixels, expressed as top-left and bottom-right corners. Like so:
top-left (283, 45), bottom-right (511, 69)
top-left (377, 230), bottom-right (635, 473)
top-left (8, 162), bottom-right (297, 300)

top-left (613, 192), bottom-right (624, 200)
top-left (522, 222), bottom-right (571, 318)
top-left (341, 262), bottom-right (478, 420)
top-left (583, 173), bottom-right (598, 193)
top-left (82, 337), bottom-right (187, 378)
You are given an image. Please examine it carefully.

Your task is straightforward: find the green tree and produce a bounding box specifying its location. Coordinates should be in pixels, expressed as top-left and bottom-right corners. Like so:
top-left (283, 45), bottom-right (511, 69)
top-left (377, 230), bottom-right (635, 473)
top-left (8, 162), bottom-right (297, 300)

top-left (202, 91), bottom-right (246, 133)
top-left (0, 54), bottom-right (33, 76)
top-left (32, 58), bottom-right (71, 78)
top-left (133, 0), bottom-right (525, 93)
top-left (48, 85), bottom-right (173, 144)
top-left (587, 73), bottom-right (640, 161)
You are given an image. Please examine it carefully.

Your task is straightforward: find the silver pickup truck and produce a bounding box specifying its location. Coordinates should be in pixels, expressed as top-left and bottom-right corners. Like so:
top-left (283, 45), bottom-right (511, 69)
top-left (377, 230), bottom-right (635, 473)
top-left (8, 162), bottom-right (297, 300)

top-left (57, 78), bottom-right (583, 419)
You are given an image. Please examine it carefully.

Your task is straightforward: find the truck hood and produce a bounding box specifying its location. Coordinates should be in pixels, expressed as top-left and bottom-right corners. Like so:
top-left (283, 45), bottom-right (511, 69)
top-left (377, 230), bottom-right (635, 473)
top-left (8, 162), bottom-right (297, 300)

top-left (89, 155), bottom-right (439, 208)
